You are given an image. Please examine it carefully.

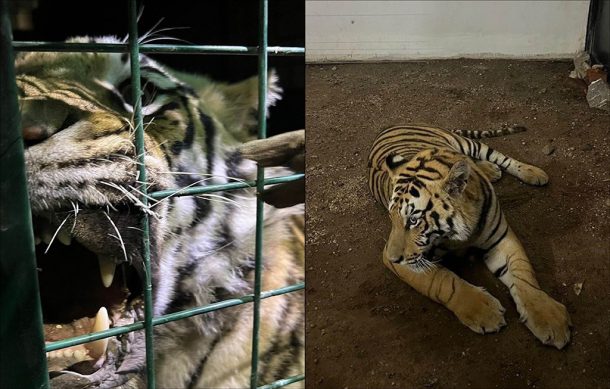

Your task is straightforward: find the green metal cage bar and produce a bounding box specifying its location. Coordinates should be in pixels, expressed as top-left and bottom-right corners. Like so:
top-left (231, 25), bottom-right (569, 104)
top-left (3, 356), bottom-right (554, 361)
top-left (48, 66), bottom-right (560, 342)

top-left (45, 282), bottom-right (304, 352)
top-left (1, 0), bottom-right (304, 388)
top-left (251, 0), bottom-right (269, 387)
top-left (258, 374), bottom-right (306, 389)
top-left (0, 0), bottom-right (49, 388)
top-left (126, 0), bottom-right (156, 386)
top-left (12, 42), bottom-right (304, 56)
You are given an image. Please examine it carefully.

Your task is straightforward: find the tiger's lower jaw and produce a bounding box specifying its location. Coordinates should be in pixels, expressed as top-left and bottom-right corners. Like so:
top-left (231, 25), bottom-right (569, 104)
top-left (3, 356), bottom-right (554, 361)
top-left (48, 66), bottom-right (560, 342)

top-left (48, 300), bottom-right (146, 388)
top-left (32, 210), bottom-right (149, 386)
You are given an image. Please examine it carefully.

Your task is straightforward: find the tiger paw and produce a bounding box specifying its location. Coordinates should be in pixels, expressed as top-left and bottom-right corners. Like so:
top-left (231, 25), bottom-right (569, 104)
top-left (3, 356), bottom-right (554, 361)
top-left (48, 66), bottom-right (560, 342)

top-left (476, 161), bottom-right (502, 182)
top-left (450, 287), bottom-right (507, 334)
top-left (517, 164), bottom-right (549, 186)
top-left (519, 291), bottom-right (572, 349)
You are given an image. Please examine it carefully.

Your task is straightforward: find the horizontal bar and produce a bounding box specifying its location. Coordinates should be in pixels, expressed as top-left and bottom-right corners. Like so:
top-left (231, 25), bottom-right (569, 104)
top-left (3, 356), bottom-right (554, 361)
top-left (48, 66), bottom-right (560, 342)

top-left (45, 282), bottom-right (304, 352)
top-left (149, 173), bottom-right (304, 200)
top-left (257, 374), bottom-right (305, 389)
top-left (12, 42), bottom-right (304, 56)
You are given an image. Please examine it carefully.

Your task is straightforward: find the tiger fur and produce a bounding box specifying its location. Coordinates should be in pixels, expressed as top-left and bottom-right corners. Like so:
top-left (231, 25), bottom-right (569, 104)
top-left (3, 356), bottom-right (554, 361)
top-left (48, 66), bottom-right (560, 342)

top-left (368, 125), bottom-right (571, 349)
top-left (17, 36), bottom-right (303, 388)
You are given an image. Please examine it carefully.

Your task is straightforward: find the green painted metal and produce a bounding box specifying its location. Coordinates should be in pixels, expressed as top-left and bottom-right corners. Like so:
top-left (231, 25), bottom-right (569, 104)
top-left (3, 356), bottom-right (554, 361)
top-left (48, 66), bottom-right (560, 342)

top-left (149, 173), bottom-right (304, 200)
top-left (12, 41), bottom-right (304, 56)
top-left (258, 374), bottom-right (305, 389)
top-left (0, 1), bottom-right (48, 387)
top-left (250, 0), bottom-right (269, 388)
top-left (127, 0), bottom-right (156, 387)
top-left (45, 282), bottom-right (304, 352)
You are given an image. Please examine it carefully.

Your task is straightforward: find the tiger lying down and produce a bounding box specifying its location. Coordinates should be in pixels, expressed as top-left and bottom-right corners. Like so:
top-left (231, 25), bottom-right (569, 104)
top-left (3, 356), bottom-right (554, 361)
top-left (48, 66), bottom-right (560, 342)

top-left (368, 125), bottom-right (571, 349)
top-left (17, 37), bottom-right (303, 388)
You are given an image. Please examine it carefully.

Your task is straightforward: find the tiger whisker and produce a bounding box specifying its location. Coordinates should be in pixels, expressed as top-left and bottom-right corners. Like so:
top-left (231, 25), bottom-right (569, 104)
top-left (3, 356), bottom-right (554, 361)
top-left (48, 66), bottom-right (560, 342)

top-left (70, 201), bottom-right (80, 233)
top-left (44, 215), bottom-right (70, 255)
top-left (158, 172), bottom-right (252, 187)
top-left (99, 181), bottom-right (161, 220)
top-left (198, 237), bottom-right (238, 258)
top-left (138, 17), bottom-right (192, 45)
top-left (147, 177), bottom-right (218, 209)
top-left (158, 171), bottom-right (249, 183)
top-left (140, 36), bottom-right (192, 45)
top-left (126, 184), bottom-right (159, 203)
top-left (144, 26), bottom-right (191, 36)
top-left (90, 186), bottom-right (115, 211)
top-left (420, 257), bottom-right (438, 273)
top-left (103, 211), bottom-right (128, 264)
top-left (138, 17), bottom-right (166, 44)
top-left (196, 194), bottom-right (243, 208)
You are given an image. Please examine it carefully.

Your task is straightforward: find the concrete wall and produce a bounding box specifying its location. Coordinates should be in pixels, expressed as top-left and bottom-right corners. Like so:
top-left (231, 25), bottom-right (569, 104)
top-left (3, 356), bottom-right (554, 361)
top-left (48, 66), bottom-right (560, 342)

top-left (306, 0), bottom-right (590, 62)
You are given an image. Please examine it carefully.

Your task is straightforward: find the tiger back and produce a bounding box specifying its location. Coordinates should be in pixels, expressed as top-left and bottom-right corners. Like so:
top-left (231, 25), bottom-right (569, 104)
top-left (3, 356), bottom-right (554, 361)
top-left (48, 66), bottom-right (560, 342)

top-left (368, 125), bottom-right (547, 208)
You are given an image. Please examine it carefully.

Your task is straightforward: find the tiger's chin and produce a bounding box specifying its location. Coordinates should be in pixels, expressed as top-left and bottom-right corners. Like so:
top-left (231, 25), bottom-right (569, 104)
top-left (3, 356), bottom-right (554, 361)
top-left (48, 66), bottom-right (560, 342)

top-left (32, 207), bottom-right (148, 387)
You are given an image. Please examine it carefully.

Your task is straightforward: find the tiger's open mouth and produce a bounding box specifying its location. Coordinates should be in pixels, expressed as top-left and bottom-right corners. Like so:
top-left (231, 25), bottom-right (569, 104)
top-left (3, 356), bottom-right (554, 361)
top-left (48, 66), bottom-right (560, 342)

top-left (33, 207), bottom-right (146, 377)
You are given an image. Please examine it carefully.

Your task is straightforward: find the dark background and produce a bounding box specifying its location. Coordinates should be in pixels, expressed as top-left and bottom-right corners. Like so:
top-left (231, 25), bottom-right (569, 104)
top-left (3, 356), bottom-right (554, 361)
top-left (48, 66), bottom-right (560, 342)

top-left (586, 0), bottom-right (610, 67)
top-left (10, 0), bottom-right (304, 136)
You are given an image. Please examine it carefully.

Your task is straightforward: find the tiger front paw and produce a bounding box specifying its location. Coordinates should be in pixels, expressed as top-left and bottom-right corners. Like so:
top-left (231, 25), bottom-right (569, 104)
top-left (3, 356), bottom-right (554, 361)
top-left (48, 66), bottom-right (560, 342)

top-left (519, 291), bottom-right (572, 349)
top-left (517, 164), bottom-right (549, 186)
top-left (450, 287), bottom-right (507, 334)
top-left (476, 161), bottom-right (503, 183)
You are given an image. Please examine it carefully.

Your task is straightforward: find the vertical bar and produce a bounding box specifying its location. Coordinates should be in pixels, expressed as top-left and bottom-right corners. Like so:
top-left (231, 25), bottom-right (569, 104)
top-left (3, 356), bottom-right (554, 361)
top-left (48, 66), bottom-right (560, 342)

top-left (127, 0), bottom-right (156, 387)
top-left (250, 0), bottom-right (268, 387)
top-left (0, 0), bottom-right (49, 387)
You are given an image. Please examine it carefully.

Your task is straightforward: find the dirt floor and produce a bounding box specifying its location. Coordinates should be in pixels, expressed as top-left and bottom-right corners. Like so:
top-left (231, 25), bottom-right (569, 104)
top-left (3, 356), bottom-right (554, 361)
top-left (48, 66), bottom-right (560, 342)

top-left (305, 60), bottom-right (610, 389)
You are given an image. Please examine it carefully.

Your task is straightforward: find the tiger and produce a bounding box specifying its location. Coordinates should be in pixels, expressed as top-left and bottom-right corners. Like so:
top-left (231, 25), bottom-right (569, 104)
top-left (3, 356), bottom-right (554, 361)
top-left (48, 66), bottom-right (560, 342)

top-left (16, 36), bottom-right (303, 388)
top-left (367, 124), bottom-right (571, 349)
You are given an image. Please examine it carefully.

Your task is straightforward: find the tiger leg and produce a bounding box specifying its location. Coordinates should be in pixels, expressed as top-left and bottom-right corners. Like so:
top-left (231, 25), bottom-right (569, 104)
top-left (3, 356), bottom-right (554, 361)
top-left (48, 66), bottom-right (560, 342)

top-left (382, 253), bottom-right (506, 334)
top-left (484, 227), bottom-right (571, 349)
top-left (475, 160), bottom-right (502, 182)
top-left (468, 140), bottom-right (548, 186)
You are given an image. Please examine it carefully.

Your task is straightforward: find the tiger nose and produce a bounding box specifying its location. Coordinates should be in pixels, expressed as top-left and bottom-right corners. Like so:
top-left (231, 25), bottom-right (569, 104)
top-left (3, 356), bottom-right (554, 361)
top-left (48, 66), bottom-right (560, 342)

top-left (22, 125), bottom-right (54, 148)
top-left (23, 125), bottom-right (47, 141)
top-left (21, 124), bottom-right (52, 146)
top-left (391, 255), bottom-right (404, 264)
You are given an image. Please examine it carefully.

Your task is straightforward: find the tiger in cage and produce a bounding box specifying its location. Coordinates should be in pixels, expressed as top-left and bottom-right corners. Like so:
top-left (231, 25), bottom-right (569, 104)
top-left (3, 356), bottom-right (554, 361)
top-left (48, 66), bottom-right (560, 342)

top-left (17, 36), bottom-right (304, 388)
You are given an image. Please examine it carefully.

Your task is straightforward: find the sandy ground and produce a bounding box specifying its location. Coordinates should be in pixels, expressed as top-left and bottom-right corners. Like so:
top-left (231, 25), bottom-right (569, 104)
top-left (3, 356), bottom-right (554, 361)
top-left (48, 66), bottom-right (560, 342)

top-left (305, 60), bottom-right (610, 389)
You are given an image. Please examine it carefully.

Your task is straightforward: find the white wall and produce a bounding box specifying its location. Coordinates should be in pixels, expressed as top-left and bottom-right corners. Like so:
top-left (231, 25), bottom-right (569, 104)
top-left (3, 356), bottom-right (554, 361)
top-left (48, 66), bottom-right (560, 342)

top-left (306, 0), bottom-right (590, 62)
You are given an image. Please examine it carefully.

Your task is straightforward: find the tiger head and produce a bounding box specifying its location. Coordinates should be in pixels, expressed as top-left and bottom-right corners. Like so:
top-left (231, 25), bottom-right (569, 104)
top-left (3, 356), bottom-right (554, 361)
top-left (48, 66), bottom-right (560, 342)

top-left (17, 36), bottom-right (282, 386)
top-left (381, 148), bottom-right (482, 272)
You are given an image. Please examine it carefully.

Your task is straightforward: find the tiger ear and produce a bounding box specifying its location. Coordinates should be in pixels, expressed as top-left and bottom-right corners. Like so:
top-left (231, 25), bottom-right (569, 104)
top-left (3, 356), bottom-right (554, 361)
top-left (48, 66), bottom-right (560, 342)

top-left (213, 70), bottom-right (282, 142)
top-left (443, 159), bottom-right (471, 197)
top-left (382, 153), bottom-right (408, 177)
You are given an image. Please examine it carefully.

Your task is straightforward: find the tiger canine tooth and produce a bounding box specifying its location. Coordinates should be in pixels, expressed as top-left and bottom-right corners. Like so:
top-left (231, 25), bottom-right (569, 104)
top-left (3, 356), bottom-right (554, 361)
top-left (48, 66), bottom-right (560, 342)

top-left (57, 228), bottom-right (71, 245)
top-left (87, 307), bottom-right (110, 359)
top-left (98, 256), bottom-right (116, 288)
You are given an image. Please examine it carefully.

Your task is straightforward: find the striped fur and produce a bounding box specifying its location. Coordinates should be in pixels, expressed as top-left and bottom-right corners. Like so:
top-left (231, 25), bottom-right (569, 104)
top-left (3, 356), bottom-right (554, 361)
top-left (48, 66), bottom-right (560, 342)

top-left (368, 125), bottom-right (571, 349)
top-left (452, 124), bottom-right (527, 139)
top-left (18, 37), bottom-right (303, 388)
